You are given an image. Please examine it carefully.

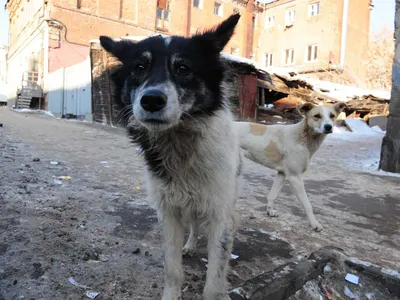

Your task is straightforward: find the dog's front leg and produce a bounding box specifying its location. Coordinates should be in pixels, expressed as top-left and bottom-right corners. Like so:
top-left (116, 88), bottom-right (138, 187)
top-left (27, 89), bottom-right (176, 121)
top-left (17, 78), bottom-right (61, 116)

top-left (183, 218), bottom-right (199, 257)
top-left (287, 175), bottom-right (323, 232)
top-left (267, 171), bottom-right (286, 217)
top-left (203, 212), bottom-right (235, 300)
top-left (160, 209), bottom-right (184, 300)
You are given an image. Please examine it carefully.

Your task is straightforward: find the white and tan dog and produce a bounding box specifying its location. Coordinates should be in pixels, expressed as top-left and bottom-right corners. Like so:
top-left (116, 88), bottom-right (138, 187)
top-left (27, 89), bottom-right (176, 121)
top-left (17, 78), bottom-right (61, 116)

top-left (234, 102), bottom-right (347, 231)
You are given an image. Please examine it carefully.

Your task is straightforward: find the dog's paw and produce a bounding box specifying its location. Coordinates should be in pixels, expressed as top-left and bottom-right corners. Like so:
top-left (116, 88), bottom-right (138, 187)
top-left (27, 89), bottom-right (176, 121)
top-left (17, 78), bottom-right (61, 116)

top-left (267, 208), bottom-right (280, 217)
top-left (311, 222), bottom-right (323, 232)
top-left (182, 247), bottom-right (196, 257)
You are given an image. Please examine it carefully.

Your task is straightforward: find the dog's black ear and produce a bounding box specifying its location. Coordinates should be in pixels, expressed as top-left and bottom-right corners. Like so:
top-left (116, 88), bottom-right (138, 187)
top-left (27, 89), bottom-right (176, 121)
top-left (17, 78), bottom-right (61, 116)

top-left (333, 102), bottom-right (348, 113)
top-left (297, 103), bottom-right (316, 116)
top-left (99, 36), bottom-right (134, 61)
top-left (194, 13), bottom-right (241, 53)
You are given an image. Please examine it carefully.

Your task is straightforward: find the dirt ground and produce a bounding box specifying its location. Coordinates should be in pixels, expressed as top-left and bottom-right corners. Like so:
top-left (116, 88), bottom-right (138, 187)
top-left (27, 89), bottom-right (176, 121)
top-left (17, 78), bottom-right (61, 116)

top-left (0, 108), bottom-right (399, 300)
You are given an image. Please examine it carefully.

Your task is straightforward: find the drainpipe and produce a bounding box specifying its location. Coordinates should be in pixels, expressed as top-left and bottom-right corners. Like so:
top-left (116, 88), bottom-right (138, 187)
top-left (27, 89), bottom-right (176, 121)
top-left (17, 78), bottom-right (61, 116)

top-left (186, 0), bottom-right (191, 37)
top-left (339, 0), bottom-right (349, 71)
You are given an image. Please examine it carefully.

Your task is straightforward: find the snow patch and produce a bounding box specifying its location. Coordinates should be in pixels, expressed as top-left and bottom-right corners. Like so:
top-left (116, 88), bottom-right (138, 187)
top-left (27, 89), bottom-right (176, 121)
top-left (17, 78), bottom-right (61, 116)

top-left (14, 108), bottom-right (55, 118)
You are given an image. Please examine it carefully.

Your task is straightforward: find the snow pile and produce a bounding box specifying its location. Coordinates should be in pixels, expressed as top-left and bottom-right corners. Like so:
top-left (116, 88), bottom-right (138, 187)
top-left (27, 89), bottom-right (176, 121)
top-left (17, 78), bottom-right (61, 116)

top-left (14, 108), bottom-right (56, 118)
top-left (299, 77), bottom-right (391, 102)
top-left (329, 121), bottom-right (400, 178)
top-left (220, 52), bottom-right (390, 102)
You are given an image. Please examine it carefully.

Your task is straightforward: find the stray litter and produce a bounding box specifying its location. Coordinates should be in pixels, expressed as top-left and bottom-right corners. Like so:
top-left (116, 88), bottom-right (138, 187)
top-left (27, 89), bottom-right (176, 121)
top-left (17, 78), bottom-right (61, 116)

top-left (50, 161), bottom-right (59, 165)
top-left (345, 273), bottom-right (360, 285)
top-left (58, 176), bottom-right (71, 180)
top-left (68, 277), bottom-right (100, 299)
top-left (323, 264), bottom-right (332, 274)
top-left (136, 186), bottom-right (141, 190)
top-left (231, 254), bottom-right (239, 260)
top-left (85, 291), bottom-right (100, 299)
top-left (53, 179), bottom-right (63, 185)
top-left (100, 161), bottom-right (108, 164)
top-left (201, 254), bottom-right (238, 262)
top-left (68, 277), bottom-right (90, 289)
top-left (136, 147), bottom-right (142, 152)
top-left (344, 286), bottom-right (357, 299)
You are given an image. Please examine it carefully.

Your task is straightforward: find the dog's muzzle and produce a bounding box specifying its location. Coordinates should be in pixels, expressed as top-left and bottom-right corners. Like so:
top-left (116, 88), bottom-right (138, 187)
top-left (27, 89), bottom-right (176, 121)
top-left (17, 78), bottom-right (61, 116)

top-left (324, 124), bottom-right (333, 134)
top-left (140, 90), bottom-right (167, 112)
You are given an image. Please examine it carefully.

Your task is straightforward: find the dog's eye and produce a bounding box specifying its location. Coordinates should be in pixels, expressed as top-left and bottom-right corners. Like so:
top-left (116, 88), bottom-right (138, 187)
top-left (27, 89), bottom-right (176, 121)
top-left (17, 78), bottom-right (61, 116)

top-left (314, 114), bottom-right (321, 119)
top-left (134, 64), bottom-right (147, 74)
top-left (176, 64), bottom-right (191, 76)
top-left (330, 113), bottom-right (336, 119)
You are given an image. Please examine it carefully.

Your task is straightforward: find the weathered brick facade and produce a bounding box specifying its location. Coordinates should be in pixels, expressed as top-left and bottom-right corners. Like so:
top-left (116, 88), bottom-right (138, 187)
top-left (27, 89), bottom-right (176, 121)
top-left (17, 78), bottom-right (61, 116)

top-left (254, 0), bottom-right (372, 82)
top-left (5, 0), bottom-right (372, 104)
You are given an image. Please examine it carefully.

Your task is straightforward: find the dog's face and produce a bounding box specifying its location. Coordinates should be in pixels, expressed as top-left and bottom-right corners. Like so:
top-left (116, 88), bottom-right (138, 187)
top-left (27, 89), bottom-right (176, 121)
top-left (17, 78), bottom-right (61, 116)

top-left (99, 14), bottom-right (240, 131)
top-left (298, 102), bottom-right (348, 134)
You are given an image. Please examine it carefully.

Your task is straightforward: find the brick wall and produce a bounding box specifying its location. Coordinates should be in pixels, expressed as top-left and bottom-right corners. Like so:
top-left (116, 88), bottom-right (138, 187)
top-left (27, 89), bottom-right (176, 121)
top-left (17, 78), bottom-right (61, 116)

top-left (48, 0), bottom-right (254, 57)
top-left (253, 0), bottom-right (370, 81)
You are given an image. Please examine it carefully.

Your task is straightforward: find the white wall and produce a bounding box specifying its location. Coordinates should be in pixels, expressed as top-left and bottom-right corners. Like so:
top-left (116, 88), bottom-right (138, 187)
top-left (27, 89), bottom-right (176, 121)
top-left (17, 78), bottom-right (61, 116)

top-left (47, 57), bottom-right (92, 120)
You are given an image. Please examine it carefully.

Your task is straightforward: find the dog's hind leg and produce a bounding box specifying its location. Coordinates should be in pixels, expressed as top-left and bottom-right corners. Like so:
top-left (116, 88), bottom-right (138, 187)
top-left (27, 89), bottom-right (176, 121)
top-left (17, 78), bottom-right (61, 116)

top-left (160, 209), bottom-right (185, 300)
top-left (203, 212), bottom-right (235, 300)
top-left (287, 175), bottom-right (323, 232)
top-left (267, 171), bottom-right (285, 217)
top-left (183, 219), bottom-right (199, 257)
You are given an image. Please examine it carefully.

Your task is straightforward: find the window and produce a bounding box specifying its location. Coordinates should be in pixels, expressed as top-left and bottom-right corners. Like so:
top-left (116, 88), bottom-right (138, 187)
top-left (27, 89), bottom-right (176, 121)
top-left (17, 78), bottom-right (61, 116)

top-left (307, 44), bottom-right (318, 61)
top-left (233, 8), bottom-right (240, 14)
top-left (157, 7), bottom-right (169, 20)
top-left (265, 53), bottom-right (273, 67)
top-left (308, 2), bottom-right (320, 17)
top-left (283, 49), bottom-right (294, 65)
top-left (249, 52), bottom-right (255, 60)
top-left (214, 2), bottom-right (223, 16)
top-left (285, 9), bottom-right (296, 25)
top-left (252, 15), bottom-right (256, 28)
top-left (156, 6), bottom-right (170, 30)
top-left (265, 15), bottom-right (275, 28)
top-left (194, 0), bottom-right (202, 9)
top-left (231, 47), bottom-right (239, 56)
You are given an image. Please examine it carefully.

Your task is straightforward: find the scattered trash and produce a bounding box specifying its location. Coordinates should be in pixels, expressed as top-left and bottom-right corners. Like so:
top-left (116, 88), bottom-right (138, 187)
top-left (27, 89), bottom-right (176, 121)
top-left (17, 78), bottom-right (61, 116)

top-left (200, 258), bottom-right (208, 263)
top-left (366, 293), bottom-right (376, 300)
top-left (85, 291), bottom-right (100, 299)
top-left (53, 179), bottom-right (63, 185)
top-left (32, 158), bottom-right (40, 162)
top-left (345, 273), bottom-right (360, 285)
top-left (136, 147), bottom-right (142, 152)
top-left (231, 254), bottom-right (239, 260)
top-left (135, 186), bottom-right (141, 190)
top-left (0, 123), bottom-right (3, 127)
top-left (68, 277), bottom-right (100, 299)
top-left (58, 176), bottom-right (71, 180)
top-left (151, 282), bottom-right (158, 288)
top-left (263, 104), bottom-right (274, 109)
top-left (323, 264), bottom-right (332, 274)
top-left (50, 161), bottom-right (59, 165)
top-left (344, 286), bottom-right (357, 299)
top-left (68, 277), bottom-right (90, 289)
top-left (100, 161), bottom-right (108, 164)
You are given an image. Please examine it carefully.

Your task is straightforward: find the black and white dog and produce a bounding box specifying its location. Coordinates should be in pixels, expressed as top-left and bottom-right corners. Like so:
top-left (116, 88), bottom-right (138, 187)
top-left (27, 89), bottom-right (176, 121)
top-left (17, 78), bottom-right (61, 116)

top-left (100, 14), bottom-right (242, 300)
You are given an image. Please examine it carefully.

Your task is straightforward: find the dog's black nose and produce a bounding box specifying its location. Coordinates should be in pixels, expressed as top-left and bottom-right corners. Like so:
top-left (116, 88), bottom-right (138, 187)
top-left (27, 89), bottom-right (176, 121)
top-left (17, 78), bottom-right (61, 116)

top-left (324, 124), bottom-right (333, 132)
top-left (140, 90), bottom-right (167, 112)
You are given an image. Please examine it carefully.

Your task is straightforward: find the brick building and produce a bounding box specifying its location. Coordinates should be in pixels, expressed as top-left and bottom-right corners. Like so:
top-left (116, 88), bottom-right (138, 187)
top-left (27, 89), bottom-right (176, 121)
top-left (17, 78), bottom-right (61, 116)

top-left (4, 0), bottom-right (257, 106)
top-left (4, 0), bottom-right (373, 106)
top-left (253, 0), bottom-right (373, 82)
